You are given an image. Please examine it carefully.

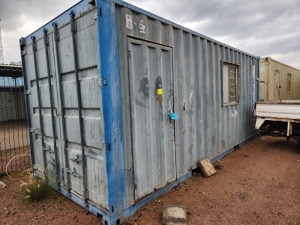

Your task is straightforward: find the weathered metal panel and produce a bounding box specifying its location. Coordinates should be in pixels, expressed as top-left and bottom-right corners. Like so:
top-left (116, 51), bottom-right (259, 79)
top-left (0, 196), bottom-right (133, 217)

top-left (115, 4), bottom-right (260, 206)
top-left (21, 5), bottom-right (108, 209)
top-left (260, 57), bottom-right (300, 101)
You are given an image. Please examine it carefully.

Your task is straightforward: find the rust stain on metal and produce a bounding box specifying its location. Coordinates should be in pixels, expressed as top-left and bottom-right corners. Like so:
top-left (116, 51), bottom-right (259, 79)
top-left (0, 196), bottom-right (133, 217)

top-left (156, 94), bottom-right (163, 107)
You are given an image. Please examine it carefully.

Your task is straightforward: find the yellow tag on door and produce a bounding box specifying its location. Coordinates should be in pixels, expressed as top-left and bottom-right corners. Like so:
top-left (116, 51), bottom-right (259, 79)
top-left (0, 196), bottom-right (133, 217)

top-left (157, 88), bottom-right (163, 95)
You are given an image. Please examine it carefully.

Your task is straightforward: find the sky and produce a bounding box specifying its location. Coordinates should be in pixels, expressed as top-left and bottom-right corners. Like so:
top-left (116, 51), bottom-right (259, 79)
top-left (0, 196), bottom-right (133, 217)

top-left (0, 0), bottom-right (299, 69)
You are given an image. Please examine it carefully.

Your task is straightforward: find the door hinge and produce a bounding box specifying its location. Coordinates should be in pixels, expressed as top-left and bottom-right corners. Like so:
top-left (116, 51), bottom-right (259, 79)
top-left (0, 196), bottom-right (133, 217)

top-left (67, 167), bottom-right (81, 178)
top-left (21, 49), bottom-right (27, 56)
top-left (105, 143), bottom-right (111, 151)
top-left (55, 109), bottom-right (61, 116)
top-left (99, 77), bottom-right (107, 87)
top-left (97, 7), bottom-right (102, 17)
top-left (89, 0), bottom-right (96, 6)
top-left (109, 206), bottom-right (114, 214)
top-left (48, 159), bottom-right (56, 167)
top-left (19, 38), bottom-right (26, 47)
top-left (53, 23), bottom-right (60, 41)
top-left (70, 154), bottom-right (82, 164)
top-left (43, 146), bottom-right (54, 154)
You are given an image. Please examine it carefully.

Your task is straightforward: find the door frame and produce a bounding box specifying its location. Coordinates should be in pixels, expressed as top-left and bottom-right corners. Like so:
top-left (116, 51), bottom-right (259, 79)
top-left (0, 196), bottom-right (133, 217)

top-left (126, 37), bottom-right (176, 200)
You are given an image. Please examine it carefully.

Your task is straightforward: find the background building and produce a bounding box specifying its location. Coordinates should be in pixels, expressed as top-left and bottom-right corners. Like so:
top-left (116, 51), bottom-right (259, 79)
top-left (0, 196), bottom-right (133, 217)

top-left (260, 57), bottom-right (300, 101)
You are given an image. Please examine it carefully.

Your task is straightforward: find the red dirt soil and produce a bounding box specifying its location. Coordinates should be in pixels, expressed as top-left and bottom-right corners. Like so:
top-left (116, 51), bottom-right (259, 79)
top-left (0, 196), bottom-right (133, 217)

top-left (0, 136), bottom-right (299, 225)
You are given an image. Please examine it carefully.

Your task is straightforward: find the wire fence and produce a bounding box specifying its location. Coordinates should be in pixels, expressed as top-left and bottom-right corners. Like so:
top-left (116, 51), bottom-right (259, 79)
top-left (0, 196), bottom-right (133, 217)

top-left (0, 74), bottom-right (30, 177)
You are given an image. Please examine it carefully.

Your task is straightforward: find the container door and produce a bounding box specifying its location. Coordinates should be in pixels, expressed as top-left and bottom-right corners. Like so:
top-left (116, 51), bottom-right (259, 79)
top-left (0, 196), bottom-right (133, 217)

top-left (127, 38), bottom-right (176, 200)
top-left (275, 70), bottom-right (281, 99)
top-left (23, 8), bottom-right (108, 209)
top-left (51, 11), bottom-right (107, 208)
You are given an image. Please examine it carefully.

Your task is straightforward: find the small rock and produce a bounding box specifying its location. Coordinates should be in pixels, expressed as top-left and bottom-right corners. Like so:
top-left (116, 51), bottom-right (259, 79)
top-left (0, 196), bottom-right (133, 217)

top-left (162, 205), bottom-right (187, 225)
top-left (0, 181), bottom-right (7, 188)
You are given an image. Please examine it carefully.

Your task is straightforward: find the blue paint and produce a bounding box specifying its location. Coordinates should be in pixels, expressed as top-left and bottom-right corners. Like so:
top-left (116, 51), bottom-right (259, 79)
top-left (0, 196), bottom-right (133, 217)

top-left (96, 0), bottom-right (126, 224)
top-left (169, 112), bottom-right (179, 120)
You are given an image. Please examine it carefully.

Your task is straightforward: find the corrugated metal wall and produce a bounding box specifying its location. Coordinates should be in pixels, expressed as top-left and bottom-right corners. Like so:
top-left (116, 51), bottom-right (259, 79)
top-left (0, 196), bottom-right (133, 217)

top-left (115, 4), bottom-right (259, 206)
top-left (260, 57), bottom-right (300, 101)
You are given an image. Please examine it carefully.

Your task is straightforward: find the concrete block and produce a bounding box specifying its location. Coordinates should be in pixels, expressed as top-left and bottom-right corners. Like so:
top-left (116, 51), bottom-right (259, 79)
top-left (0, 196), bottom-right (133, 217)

top-left (162, 205), bottom-right (187, 225)
top-left (198, 158), bottom-right (216, 177)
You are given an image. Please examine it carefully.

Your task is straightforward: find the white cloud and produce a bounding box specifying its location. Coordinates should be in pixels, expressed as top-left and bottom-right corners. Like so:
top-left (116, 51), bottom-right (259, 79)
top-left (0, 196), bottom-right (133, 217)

top-left (125, 0), bottom-right (300, 69)
top-left (0, 0), bottom-right (78, 63)
top-left (0, 0), bottom-right (299, 69)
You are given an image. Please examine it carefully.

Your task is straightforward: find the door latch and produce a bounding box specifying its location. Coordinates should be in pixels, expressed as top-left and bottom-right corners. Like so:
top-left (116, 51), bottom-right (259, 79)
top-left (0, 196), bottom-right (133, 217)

top-left (67, 167), bottom-right (81, 178)
top-left (70, 154), bottom-right (81, 164)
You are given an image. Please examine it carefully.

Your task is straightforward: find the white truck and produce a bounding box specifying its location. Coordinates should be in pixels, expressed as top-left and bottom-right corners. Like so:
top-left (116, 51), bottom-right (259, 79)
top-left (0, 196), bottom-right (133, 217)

top-left (255, 100), bottom-right (300, 144)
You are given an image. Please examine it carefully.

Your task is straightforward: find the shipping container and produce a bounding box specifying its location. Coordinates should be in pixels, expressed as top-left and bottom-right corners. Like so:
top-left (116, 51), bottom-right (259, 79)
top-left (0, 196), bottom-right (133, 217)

top-left (20, 0), bottom-right (260, 224)
top-left (260, 57), bottom-right (300, 101)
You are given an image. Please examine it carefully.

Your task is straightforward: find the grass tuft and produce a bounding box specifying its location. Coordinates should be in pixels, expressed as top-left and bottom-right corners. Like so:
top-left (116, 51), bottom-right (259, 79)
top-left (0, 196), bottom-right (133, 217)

top-left (20, 172), bottom-right (51, 202)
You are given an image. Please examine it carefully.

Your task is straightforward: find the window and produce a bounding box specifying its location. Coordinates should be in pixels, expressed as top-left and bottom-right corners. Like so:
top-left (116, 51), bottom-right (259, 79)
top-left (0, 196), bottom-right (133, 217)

top-left (287, 73), bottom-right (291, 93)
top-left (222, 62), bottom-right (239, 105)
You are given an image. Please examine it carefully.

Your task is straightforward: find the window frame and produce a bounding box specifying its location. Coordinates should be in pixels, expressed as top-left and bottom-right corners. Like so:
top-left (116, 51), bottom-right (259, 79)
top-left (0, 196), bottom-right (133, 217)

top-left (221, 61), bottom-right (240, 107)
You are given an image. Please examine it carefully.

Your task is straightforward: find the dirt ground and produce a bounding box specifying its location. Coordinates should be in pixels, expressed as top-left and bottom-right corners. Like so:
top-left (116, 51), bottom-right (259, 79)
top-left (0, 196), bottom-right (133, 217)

top-left (0, 136), bottom-right (299, 225)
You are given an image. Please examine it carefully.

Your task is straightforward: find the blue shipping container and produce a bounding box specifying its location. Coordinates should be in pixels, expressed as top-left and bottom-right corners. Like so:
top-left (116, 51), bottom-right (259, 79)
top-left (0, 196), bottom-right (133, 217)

top-left (20, 0), bottom-right (260, 224)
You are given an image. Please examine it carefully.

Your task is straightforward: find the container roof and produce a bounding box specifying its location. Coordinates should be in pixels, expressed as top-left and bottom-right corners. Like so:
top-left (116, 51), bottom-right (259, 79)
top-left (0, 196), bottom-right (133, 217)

top-left (0, 65), bottom-right (23, 78)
